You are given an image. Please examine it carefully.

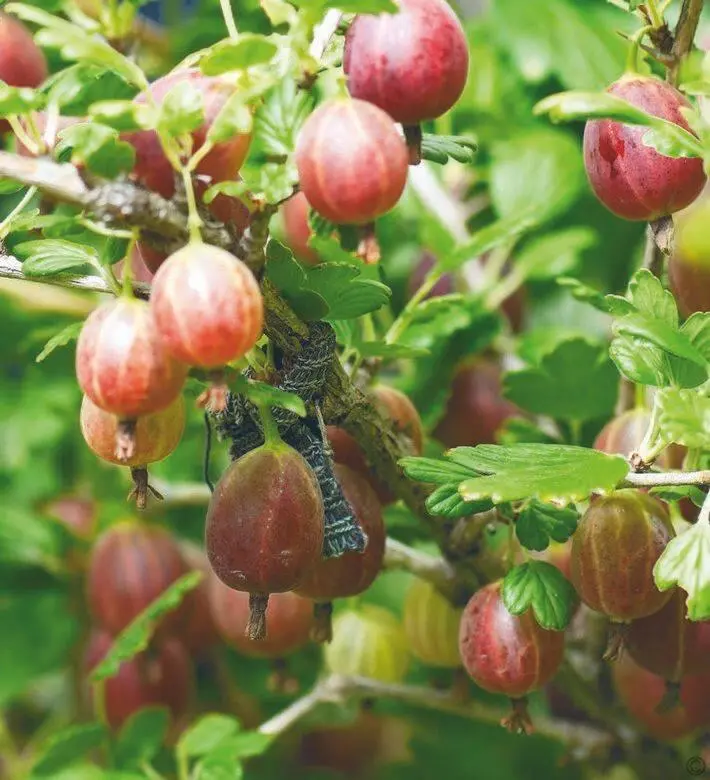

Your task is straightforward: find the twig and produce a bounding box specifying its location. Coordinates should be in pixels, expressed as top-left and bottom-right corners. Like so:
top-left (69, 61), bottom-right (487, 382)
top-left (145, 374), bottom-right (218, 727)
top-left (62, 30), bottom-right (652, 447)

top-left (309, 9), bottom-right (342, 59)
top-left (671, 0), bottom-right (704, 79)
top-left (623, 469), bottom-right (710, 487)
top-left (384, 538), bottom-right (460, 598)
top-left (257, 674), bottom-right (614, 754)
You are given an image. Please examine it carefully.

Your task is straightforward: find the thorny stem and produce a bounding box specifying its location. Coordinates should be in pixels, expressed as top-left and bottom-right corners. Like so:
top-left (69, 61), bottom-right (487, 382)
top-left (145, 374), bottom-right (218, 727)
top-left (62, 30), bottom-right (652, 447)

top-left (644, 0), bottom-right (664, 29)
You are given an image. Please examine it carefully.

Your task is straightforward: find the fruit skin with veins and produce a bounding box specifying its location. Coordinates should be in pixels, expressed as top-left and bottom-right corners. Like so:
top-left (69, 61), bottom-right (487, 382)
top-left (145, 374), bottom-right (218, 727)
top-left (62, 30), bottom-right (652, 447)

top-left (150, 243), bottom-right (263, 369)
top-left (84, 631), bottom-right (193, 730)
top-left (124, 68), bottom-right (251, 199)
top-left (583, 76), bottom-right (705, 221)
top-left (434, 358), bottom-right (520, 448)
top-left (403, 578), bottom-right (462, 668)
top-left (76, 297), bottom-right (187, 418)
top-left (324, 605), bottom-right (411, 683)
top-left (209, 577), bottom-right (313, 658)
top-left (625, 589), bottom-right (710, 682)
top-left (612, 652), bottom-right (710, 741)
top-left (343, 0), bottom-right (469, 125)
top-left (295, 98), bottom-right (408, 225)
top-left (205, 443), bottom-right (324, 593)
top-left (87, 521), bottom-right (189, 635)
top-left (458, 581), bottom-right (565, 698)
top-left (295, 464), bottom-right (385, 600)
top-left (80, 394), bottom-right (185, 468)
top-left (570, 490), bottom-right (674, 622)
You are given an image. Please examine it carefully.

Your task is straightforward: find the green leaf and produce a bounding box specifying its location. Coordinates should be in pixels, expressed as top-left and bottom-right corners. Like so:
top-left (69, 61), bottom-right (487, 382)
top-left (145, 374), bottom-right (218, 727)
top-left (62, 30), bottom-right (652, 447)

top-left (90, 572), bottom-right (202, 683)
top-left (14, 239), bottom-right (97, 277)
top-left (353, 341), bottom-right (427, 360)
top-left (255, 79), bottom-right (312, 159)
top-left (535, 89), bottom-right (703, 157)
top-left (420, 134), bottom-right (477, 165)
top-left (503, 338), bottom-right (617, 422)
top-left (657, 387), bottom-right (710, 449)
top-left (516, 500), bottom-right (578, 552)
top-left (45, 64), bottom-right (135, 115)
top-left (398, 295), bottom-right (480, 351)
top-left (36, 322), bottom-right (83, 363)
top-left (425, 483), bottom-right (493, 519)
top-left (32, 723), bottom-right (108, 776)
top-left (178, 713), bottom-right (241, 759)
top-left (7, 3), bottom-right (146, 89)
top-left (195, 750), bottom-right (244, 780)
top-left (444, 212), bottom-right (538, 271)
top-left (399, 456), bottom-right (479, 486)
top-left (650, 485), bottom-right (706, 509)
top-left (654, 522), bottom-right (710, 621)
top-left (514, 228), bottom-right (596, 281)
top-left (88, 100), bottom-right (152, 132)
top-left (208, 92), bottom-right (253, 145)
top-left (114, 708), bottom-right (169, 770)
top-left (489, 129), bottom-right (585, 223)
top-left (614, 315), bottom-right (706, 366)
top-left (557, 276), bottom-right (632, 315)
top-left (265, 241), bottom-right (390, 320)
top-left (217, 731), bottom-right (273, 758)
top-left (502, 561), bottom-right (576, 630)
top-left (58, 122), bottom-right (136, 178)
top-left (454, 444), bottom-right (629, 504)
top-left (158, 81), bottom-right (205, 137)
top-left (0, 82), bottom-right (44, 117)
top-left (200, 35), bottom-right (279, 75)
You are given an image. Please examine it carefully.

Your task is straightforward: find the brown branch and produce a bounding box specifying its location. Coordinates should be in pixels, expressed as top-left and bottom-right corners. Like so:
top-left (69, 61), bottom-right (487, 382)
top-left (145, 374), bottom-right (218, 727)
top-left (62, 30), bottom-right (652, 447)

top-left (671, 0), bottom-right (705, 74)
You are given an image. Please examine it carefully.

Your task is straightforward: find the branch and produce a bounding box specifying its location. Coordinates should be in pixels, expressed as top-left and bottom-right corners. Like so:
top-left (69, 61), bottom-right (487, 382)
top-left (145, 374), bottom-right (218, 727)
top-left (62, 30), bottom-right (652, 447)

top-left (672, 0), bottom-right (704, 66)
top-left (309, 9), bottom-right (342, 59)
top-left (623, 469), bottom-right (710, 487)
top-left (257, 673), bottom-right (614, 755)
top-left (384, 538), bottom-right (461, 598)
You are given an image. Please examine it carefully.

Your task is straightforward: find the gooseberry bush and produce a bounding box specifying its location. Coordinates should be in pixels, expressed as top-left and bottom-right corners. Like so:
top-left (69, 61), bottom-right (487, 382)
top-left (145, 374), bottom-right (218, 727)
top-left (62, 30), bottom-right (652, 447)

top-left (4, 0), bottom-right (710, 778)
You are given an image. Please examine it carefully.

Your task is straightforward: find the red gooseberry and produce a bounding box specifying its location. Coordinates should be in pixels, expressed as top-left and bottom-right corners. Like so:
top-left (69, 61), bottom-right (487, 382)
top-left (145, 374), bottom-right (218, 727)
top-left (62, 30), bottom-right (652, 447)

top-left (205, 442), bottom-right (325, 639)
top-left (150, 242), bottom-right (264, 372)
top-left (668, 200), bottom-right (710, 318)
top-left (458, 581), bottom-right (565, 732)
top-left (124, 68), bottom-right (251, 200)
top-left (75, 297), bottom-right (187, 420)
top-left (403, 577), bottom-right (462, 668)
top-left (583, 76), bottom-right (706, 221)
top-left (209, 577), bottom-right (313, 659)
top-left (177, 541), bottom-right (221, 656)
top-left (84, 630), bottom-right (194, 731)
top-left (295, 98), bottom-right (408, 226)
top-left (87, 520), bottom-right (189, 636)
top-left (613, 652), bottom-right (710, 741)
top-left (281, 192), bottom-right (320, 266)
top-left (570, 490), bottom-right (674, 624)
top-left (344, 0), bottom-right (469, 127)
top-left (434, 358), bottom-right (520, 448)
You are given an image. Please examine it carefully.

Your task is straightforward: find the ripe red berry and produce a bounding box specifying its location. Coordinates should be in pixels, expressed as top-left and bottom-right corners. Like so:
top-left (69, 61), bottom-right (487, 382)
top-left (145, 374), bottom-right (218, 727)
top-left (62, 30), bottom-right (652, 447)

top-left (150, 243), bottom-right (264, 370)
top-left (295, 464), bottom-right (385, 613)
top-left (84, 631), bottom-right (193, 730)
top-left (625, 589), bottom-right (710, 682)
top-left (87, 520), bottom-right (189, 636)
top-left (594, 408), bottom-right (686, 469)
top-left (125, 68), bottom-right (251, 199)
top-left (344, 0), bottom-right (468, 126)
top-left (295, 98), bottom-right (408, 225)
top-left (570, 490), bottom-right (674, 622)
top-left (205, 442), bottom-right (325, 640)
top-left (434, 358), bottom-right (520, 448)
top-left (209, 577), bottom-right (313, 658)
top-left (0, 14), bottom-right (47, 94)
top-left (80, 394), bottom-right (185, 468)
top-left (613, 652), bottom-right (710, 741)
top-left (583, 76), bottom-right (705, 221)
top-left (459, 581), bottom-right (565, 702)
top-left (76, 297), bottom-right (187, 419)
top-left (281, 192), bottom-right (320, 266)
